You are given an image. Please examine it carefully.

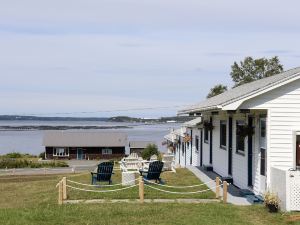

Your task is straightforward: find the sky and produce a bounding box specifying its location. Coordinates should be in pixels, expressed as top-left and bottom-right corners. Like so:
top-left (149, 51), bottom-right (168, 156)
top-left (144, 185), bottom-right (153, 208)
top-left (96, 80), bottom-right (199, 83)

top-left (0, 0), bottom-right (300, 118)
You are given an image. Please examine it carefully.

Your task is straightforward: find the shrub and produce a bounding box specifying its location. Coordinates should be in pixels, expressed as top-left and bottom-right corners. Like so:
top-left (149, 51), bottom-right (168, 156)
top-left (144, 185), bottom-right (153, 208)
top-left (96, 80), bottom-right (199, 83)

top-left (39, 152), bottom-right (45, 160)
top-left (4, 152), bottom-right (23, 158)
top-left (0, 159), bottom-right (68, 169)
top-left (263, 191), bottom-right (280, 212)
top-left (141, 144), bottom-right (160, 160)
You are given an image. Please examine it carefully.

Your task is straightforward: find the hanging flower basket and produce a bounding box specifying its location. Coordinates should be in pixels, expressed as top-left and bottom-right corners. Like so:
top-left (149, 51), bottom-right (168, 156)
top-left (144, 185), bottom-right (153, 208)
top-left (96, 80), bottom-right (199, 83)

top-left (237, 124), bottom-right (255, 138)
top-left (183, 135), bottom-right (191, 143)
top-left (203, 121), bottom-right (214, 131)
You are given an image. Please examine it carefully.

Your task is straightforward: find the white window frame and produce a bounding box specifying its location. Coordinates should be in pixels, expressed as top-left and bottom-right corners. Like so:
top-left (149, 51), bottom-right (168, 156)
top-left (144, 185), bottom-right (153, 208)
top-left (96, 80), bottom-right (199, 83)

top-left (102, 148), bottom-right (112, 155)
top-left (53, 147), bottom-right (69, 157)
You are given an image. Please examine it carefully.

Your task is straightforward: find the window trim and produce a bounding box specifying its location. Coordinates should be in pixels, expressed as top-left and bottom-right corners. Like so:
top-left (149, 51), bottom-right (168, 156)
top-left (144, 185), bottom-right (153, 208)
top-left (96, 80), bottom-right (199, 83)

top-left (53, 147), bottom-right (69, 157)
top-left (220, 120), bottom-right (227, 150)
top-left (236, 120), bottom-right (245, 155)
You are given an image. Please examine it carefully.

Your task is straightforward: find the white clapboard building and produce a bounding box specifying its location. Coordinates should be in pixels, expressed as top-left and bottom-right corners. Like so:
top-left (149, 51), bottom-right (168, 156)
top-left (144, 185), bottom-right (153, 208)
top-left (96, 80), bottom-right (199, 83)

top-left (166, 67), bottom-right (300, 211)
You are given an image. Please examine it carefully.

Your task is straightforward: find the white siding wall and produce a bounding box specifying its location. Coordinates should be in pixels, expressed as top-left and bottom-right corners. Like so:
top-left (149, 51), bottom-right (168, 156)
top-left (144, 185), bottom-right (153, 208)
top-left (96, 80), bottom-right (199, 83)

top-left (175, 144), bottom-right (180, 166)
top-left (231, 114), bottom-right (249, 189)
top-left (179, 137), bottom-right (186, 167)
top-left (192, 128), bottom-right (201, 166)
top-left (240, 79), bottom-right (300, 187)
top-left (253, 113), bottom-right (261, 195)
top-left (212, 115), bottom-right (228, 177)
top-left (185, 131), bottom-right (191, 167)
top-left (203, 141), bottom-right (210, 166)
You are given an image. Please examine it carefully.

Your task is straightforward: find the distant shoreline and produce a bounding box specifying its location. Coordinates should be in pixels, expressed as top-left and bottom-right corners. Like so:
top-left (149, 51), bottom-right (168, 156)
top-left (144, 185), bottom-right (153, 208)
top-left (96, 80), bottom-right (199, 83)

top-left (0, 125), bottom-right (132, 131)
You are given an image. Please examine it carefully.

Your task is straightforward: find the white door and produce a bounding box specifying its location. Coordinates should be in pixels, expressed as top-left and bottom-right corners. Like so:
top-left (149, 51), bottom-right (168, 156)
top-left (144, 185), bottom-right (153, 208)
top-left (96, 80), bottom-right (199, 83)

top-left (259, 118), bottom-right (267, 194)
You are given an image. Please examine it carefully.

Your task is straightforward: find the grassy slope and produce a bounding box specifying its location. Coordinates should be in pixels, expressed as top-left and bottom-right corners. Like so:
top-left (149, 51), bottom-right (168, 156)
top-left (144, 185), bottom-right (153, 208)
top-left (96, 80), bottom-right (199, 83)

top-left (0, 170), bottom-right (299, 225)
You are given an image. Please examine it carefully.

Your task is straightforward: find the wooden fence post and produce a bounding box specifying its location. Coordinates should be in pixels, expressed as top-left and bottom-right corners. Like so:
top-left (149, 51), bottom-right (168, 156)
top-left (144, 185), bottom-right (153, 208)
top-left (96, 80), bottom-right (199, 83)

top-left (58, 180), bottom-right (63, 205)
top-left (62, 177), bottom-right (67, 200)
top-left (139, 176), bottom-right (144, 203)
top-left (44, 167), bottom-right (46, 175)
top-left (215, 177), bottom-right (220, 199)
top-left (12, 168), bottom-right (15, 176)
top-left (223, 181), bottom-right (228, 204)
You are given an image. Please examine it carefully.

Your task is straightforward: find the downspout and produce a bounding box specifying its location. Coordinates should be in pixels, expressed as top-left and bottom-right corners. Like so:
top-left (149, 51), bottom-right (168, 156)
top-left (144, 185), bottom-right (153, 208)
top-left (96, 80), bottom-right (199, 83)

top-left (209, 117), bottom-right (213, 164)
top-left (190, 129), bottom-right (193, 165)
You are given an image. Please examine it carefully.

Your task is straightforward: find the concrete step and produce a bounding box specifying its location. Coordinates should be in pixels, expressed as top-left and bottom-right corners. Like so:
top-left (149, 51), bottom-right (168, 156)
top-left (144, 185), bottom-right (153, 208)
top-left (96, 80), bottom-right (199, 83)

top-left (203, 165), bottom-right (213, 171)
top-left (221, 176), bottom-right (233, 184)
top-left (239, 189), bottom-right (254, 197)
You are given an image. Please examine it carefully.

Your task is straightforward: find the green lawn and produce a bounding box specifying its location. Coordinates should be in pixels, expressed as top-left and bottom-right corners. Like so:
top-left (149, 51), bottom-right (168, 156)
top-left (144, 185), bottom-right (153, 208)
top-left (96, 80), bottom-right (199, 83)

top-left (0, 169), bottom-right (299, 225)
top-left (67, 168), bottom-right (215, 200)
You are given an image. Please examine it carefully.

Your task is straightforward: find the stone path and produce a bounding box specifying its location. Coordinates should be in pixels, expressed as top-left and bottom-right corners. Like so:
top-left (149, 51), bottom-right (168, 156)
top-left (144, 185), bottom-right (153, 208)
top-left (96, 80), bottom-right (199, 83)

top-left (187, 166), bottom-right (251, 206)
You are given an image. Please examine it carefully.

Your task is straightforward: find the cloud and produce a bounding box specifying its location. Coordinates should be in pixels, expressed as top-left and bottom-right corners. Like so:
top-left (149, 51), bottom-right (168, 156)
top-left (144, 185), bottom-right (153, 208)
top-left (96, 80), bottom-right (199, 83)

top-left (0, 0), bottom-right (300, 117)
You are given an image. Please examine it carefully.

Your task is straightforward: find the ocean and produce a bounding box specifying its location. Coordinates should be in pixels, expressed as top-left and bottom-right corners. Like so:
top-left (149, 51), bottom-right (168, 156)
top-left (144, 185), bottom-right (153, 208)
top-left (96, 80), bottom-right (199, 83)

top-left (0, 120), bottom-right (180, 155)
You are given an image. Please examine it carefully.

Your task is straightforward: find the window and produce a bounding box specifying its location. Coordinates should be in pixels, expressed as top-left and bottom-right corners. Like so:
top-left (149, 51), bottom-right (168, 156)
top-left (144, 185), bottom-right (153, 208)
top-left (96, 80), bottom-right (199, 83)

top-left (195, 136), bottom-right (199, 152)
top-left (260, 148), bottom-right (266, 176)
top-left (260, 118), bottom-right (266, 149)
top-left (102, 148), bottom-right (112, 155)
top-left (220, 120), bottom-right (227, 149)
top-left (53, 147), bottom-right (69, 157)
top-left (182, 142), bottom-right (184, 154)
top-left (204, 127), bottom-right (209, 143)
top-left (236, 121), bottom-right (245, 153)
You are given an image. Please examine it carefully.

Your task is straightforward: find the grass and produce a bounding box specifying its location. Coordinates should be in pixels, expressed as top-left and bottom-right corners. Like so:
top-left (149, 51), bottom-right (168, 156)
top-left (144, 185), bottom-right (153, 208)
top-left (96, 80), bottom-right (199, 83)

top-left (0, 170), bottom-right (299, 225)
top-left (67, 168), bottom-right (215, 200)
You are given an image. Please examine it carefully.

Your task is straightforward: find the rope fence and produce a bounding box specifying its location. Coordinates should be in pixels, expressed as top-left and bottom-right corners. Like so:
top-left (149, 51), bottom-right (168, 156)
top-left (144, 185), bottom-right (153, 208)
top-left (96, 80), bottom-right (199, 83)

top-left (66, 184), bottom-right (138, 193)
top-left (143, 178), bottom-right (216, 188)
top-left (55, 176), bottom-right (230, 205)
top-left (68, 177), bottom-right (140, 187)
top-left (144, 184), bottom-right (223, 194)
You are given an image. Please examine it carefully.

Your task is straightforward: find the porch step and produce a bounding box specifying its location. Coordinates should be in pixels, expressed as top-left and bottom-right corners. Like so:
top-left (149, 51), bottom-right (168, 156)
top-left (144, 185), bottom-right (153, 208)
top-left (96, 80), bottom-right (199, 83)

top-left (246, 195), bottom-right (264, 204)
top-left (221, 176), bottom-right (233, 184)
top-left (239, 189), bottom-right (254, 197)
top-left (203, 165), bottom-right (213, 171)
top-left (255, 195), bottom-right (264, 202)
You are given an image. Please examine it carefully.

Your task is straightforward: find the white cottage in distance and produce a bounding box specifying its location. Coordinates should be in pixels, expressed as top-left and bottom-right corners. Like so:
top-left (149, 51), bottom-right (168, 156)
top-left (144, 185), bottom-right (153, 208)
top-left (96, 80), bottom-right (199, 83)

top-left (166, 67), bottom-right (300, 211)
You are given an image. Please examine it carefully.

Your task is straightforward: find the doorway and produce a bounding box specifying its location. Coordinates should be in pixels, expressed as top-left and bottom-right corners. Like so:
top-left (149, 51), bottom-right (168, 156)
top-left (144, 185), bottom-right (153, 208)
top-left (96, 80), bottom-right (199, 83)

top-left (296, 135), bottom-right (300, 169)
top-left (77, 148), bottom-right (84, 160)
top-left (228, 117), bottom-right (233, 175)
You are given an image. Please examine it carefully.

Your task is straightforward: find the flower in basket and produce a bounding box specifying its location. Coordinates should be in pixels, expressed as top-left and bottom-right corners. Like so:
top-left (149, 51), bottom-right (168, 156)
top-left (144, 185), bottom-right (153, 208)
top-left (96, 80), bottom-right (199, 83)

top-left (263, 191), bottom-right (280, 213)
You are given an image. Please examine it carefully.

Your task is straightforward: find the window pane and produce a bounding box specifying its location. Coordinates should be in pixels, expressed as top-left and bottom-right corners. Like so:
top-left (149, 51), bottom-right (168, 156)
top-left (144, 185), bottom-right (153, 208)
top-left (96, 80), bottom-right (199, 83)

top-left (195, 136), bottom-right (199, 151)
top-left (260, 120), bottom-right (266, 138)
top-left (260, 148), bottom-right (266, 176)
top-left (236, 121), bottom-right (245, 152)
top-left (220, 121), bottom-right (227, 147)
top-left (204, 128), bottom-right (209, 142)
